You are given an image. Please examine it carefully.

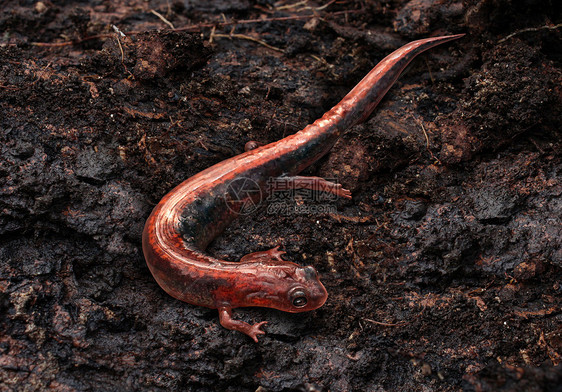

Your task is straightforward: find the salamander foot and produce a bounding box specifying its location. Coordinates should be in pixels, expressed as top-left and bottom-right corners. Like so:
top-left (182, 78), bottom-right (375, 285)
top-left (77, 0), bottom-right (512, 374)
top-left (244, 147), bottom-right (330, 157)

top-left (240, 245), bottom-right (287, 263)
top-left (219, 307), bottom-right (268, 342)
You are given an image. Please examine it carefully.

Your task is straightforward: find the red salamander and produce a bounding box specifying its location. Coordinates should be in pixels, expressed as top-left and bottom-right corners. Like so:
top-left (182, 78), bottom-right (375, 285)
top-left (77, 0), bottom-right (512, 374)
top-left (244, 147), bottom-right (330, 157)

top-left (142, 34), bottom-right (464, 341)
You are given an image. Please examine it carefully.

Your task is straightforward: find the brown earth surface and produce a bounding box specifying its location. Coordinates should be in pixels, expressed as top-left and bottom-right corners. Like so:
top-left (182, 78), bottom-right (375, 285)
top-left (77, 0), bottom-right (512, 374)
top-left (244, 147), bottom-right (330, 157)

top-left (1, 0), bottom-right (561, 391)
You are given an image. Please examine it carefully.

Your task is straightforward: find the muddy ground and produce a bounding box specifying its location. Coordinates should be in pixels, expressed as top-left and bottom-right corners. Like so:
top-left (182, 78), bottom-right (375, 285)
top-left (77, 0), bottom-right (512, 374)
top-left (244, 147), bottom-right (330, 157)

top-left (1, 0), bottom-right (561, 391)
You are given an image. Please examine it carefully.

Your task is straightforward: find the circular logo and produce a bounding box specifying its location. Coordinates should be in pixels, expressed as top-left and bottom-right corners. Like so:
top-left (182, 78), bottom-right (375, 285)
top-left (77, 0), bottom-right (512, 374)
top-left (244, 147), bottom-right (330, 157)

top-left (224, 177), bottom-right (262, 215)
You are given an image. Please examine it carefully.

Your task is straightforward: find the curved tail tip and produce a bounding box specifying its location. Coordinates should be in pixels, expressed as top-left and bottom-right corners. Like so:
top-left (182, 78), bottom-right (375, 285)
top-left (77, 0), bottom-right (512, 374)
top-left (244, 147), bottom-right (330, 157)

top-left (414, 33), bottom-right (465, 46)
top-left (443, 33), bottom-right (466, 40)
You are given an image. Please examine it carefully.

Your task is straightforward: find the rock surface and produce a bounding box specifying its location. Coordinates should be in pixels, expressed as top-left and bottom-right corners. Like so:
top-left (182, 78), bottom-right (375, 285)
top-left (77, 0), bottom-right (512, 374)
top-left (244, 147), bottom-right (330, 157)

top-left (1, 0), bottom-right (561, 391)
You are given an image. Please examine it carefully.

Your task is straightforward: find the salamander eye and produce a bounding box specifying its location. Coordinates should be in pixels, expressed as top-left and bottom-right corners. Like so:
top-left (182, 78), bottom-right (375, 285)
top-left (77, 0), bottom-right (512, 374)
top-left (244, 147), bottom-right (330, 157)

top-left (291, 290), bottom-right (308, 308)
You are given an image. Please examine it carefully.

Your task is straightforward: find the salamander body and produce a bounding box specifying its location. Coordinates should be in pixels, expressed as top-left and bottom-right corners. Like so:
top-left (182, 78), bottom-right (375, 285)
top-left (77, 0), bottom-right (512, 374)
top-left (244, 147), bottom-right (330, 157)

top-left (142, 34), bottom-right (464, 341)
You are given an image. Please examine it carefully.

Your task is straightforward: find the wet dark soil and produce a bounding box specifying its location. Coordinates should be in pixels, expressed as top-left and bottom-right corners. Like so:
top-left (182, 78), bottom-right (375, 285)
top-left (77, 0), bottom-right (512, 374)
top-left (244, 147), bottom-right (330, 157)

top-left (1, 1), bottom-right (561, 391)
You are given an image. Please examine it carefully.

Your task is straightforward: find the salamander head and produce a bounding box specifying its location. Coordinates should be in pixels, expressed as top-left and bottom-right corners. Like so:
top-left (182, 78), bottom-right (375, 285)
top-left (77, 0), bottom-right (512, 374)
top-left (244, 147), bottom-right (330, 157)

top-left (287, 265), bottom-right (328, 312)
top-left (243, 263), bottom-right (328, 313)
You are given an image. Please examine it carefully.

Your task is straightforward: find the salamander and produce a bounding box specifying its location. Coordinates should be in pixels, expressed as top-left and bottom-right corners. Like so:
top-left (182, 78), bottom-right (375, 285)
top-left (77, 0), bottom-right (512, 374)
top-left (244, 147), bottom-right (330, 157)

top-left (142, 34), bottom-right (464, 342)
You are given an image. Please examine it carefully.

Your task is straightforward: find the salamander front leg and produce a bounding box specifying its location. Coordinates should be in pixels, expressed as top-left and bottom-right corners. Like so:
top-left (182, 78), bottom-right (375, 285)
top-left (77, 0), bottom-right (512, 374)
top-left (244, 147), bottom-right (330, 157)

top-left (218, 306), bottom-right (268, 342)
top-left (272, 176), bottom-right (352, 199)
top-left (240, 245), bottom-right (286, 263)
